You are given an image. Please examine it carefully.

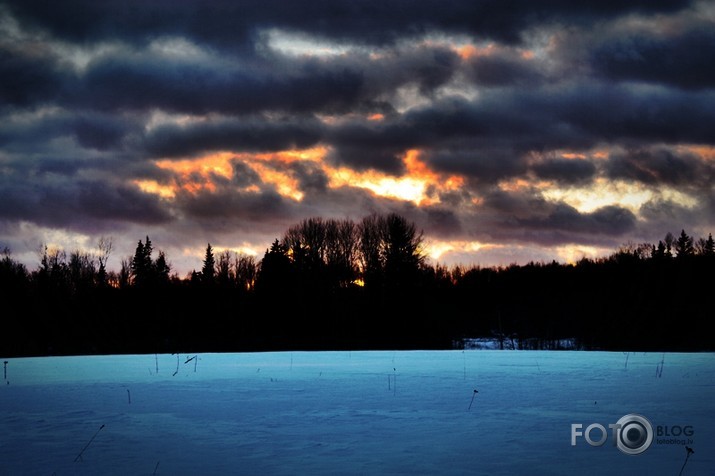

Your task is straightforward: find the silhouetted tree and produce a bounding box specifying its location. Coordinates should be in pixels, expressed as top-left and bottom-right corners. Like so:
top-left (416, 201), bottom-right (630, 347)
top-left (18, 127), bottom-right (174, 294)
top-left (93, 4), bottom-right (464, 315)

top-left (96, 236), bottom-right (113, 287)
top-left (664, 232), bottom-right (675, 258)
top-left (256, 239), bottom-right (292, 293)
top-left (130, 236), bottom-right (170, 287)
top-left (0, 247), bottom-right (28, 289)
top-left (381, 212), bottom-right (425, 289)
top-left (706, 234), bottom-right (715, 256)
top-left (696, 233), bottom-right (714, 256)
top-left (358, 214), bottom-right (385, 289)
top-left (202, 243), bottom-right (216, 285)
top-left (68, 250), bottom-right (96, 294)
top-left (154, 250), bottom-right (171, 285)
top-left (4, 222), bottom-right (715, 357)
top-left (324, 218), bottom-right (358, 287)
top-left (234, 253), bottom-right (257, 292)
top-left (131, 237), bottom-right (153, 287)
top-left (36, 244), bottom-right (71, 295)
top-left (652, 241), bottom-right (667, 259)
top-left (283, 217), bottom-right (326, 282)
top-left (675, 229), bottom-right (694, 258)
top-left (119, 256), bottom-right (132, 289)
top-left (216, 250), bottom-right (233, 287)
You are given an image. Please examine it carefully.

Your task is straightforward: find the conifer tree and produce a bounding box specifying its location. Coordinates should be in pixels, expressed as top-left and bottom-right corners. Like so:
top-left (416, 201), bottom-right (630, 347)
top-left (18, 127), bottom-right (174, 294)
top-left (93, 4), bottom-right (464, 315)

top-left (675, 229), bottom-right (694, 258)
top-left (202, 243), bottom-right (216, 284)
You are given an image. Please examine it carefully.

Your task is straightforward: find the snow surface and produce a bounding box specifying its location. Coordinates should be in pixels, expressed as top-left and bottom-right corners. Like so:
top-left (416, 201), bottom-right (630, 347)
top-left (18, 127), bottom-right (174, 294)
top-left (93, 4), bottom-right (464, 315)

top-left (1, 351), bottom-right (713, 475)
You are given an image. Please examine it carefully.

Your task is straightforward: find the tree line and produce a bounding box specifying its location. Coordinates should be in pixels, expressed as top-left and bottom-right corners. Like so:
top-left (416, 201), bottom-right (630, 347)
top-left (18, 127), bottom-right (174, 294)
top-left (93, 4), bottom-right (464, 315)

top-left (1, 214), bottom-right (713, 356)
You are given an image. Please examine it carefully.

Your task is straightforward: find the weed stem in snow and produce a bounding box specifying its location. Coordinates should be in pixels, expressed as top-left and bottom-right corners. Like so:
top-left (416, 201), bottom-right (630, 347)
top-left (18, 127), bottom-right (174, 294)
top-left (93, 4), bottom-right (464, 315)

top-left (468, 389), bottom-right (479, 411)
top-left (74, 424), bottom-right (105, 462)
top-left (679, 446), bottom-right (694, 476)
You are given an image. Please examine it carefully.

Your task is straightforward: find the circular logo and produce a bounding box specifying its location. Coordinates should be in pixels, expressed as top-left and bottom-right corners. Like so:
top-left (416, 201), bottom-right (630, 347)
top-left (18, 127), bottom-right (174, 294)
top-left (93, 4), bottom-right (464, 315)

top-left (615, 414), bottom-right (653, 455)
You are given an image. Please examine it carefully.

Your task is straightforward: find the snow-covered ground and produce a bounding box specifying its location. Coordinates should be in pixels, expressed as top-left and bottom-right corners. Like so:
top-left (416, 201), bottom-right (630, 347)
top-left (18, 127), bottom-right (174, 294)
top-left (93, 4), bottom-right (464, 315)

top-left (1, 350), bottom-right (713, 475)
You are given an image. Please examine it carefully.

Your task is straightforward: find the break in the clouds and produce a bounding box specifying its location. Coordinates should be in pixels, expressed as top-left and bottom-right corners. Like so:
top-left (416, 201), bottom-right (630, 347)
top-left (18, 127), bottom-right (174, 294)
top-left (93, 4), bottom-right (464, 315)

top-left (1, 0), bottom-right (714, 275)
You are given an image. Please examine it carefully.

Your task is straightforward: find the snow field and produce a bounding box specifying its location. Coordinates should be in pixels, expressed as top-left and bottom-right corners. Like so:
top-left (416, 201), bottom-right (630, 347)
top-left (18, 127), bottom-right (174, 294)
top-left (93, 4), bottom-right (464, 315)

top-left (1, 351), bottom-right (713, 475)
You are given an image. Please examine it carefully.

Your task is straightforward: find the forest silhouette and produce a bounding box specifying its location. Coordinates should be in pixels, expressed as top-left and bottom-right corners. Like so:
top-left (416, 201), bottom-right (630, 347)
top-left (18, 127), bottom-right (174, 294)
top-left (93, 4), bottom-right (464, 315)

top-left (1, 213), bottom-right (714, 357)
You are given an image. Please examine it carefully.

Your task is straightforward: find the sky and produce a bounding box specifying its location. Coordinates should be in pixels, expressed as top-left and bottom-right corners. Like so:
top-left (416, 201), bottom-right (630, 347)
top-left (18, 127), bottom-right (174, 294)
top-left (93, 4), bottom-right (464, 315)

top-left (1, 0), bottom-right (714, 277)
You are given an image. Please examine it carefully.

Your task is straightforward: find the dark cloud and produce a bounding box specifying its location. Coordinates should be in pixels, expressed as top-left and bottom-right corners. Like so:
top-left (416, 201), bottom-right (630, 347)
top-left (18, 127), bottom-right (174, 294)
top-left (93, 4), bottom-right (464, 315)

top-left (65, 54), bottom-right (364, 115)
top-left (326, 122), bottom-right (412, 173)
top-left (1, 0), bottom-right (713, 274)
top-left (72, 114), bottom-right (139, 150)
top-left (288, 162), bottom-right (330, 194)
top-left (176, 188), bottom-right (290, 223)
top-left (606, 148), bottom-right (712, 186)
top-left (425, 208), bottom-right (463, 238)
top-left (638, 197), bottom-right (710, 238)
top-left (6, 0), bottom-right (693, 48)
top-left (58, 41), bottom-right (460, 118)
top-left (144, 116), bottom-right (324, 158)
top-left (517, 203), bottom-right (637, 236)
top-left (424, 148), bottom-right (527, 182)
top-left (0, 174), bottom-right (171, 231)
top-left (465, 51), bottom-right (546, 87)
top-left (473, 187), bottom-right (638, 245)
top-left (75, 181), bottom-right (174, 225)
top-left (230, 161), bottom-right (263, 188)
top-left (532, 158), bottom-right (597, 184)
top-left (0, 110), bottom-right (139, 157)
top-left (591, 26), bottom-right (715, 90)
top-left (516, 84), bottom-right (715, 146)
top-left (0, 43), bottom-right (66, 107)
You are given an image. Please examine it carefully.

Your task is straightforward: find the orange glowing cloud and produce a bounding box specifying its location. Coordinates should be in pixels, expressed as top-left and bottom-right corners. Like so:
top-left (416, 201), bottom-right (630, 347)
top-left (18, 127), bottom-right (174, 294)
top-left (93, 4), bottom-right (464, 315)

top-left (134, 179), bottom-right (177, 199)
top-left (138, 147), bottom-right (467, 206)
top-left (424, 240), bottom-right (501, 262)
top-left (155, 152), bottom-right (234, 178)
top-left (248, 161), bottom-right (305, 201)
top-left (145, 150), bottom-right (316, 201)
top-left (554, 244), bottom-right (609, 265)
top-left (148, 152), bottom-right (234, 196)
top-left (560, 152), bottom-right (588, 160)
top-left (454, 43), bottom-right (495, 61)
top-left (498, 178), bottom-right (543, 193)
top-left (250, 146), bottom-right (328, 164)
top-left (327, 149), bottom-right (464, 206)
top-left (679, 144), bottom-right (715, 161)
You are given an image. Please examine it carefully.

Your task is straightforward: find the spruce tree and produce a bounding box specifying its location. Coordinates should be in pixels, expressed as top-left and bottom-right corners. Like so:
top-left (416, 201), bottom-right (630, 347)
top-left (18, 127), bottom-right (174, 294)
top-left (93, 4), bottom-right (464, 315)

top-left (202, 243), bottom-right (216, 284)
top-left (705, 233), bottom-right (715, 256)
top-left (675, 229), bottom-right (694, 258)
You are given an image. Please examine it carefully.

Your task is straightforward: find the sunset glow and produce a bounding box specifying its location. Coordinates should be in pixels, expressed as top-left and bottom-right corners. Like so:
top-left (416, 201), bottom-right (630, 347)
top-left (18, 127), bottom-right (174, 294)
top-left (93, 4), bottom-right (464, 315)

top-left (328, 150), bottom-right (465, 205)
top-left (541, 179), bottom-right (698, 214)
top-left (2, 0), bottom-right (713, 275)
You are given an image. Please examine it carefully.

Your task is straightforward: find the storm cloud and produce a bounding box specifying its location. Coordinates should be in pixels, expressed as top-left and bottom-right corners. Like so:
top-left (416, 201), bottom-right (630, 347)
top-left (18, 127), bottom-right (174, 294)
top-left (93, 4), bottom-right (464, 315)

top-left (1, 0), bottom-right (713, 273)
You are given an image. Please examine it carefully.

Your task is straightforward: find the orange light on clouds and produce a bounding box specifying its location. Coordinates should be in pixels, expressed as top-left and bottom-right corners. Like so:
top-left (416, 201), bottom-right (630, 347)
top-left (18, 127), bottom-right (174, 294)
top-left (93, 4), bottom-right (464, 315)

top-left (498, 178), bottom-right (542, 192)
top-left (424, 240), bottom-right (498, 262)
top-left (138, 146), bottom-right (466, 206)
top-left (155, 152), bottom-right (234, 178)
top-left (146, 150), bottom-right (317, 201)
top-left (678, 144), bottom-right (715, 161)
top-left (555, 244), bottom-right (609, 265)
top-left (560, 152), bottom-right (588, 160)
top-left (367, 113), bottom-right (385, 121)
top-left (249, 161), bottom-right (305, 201)
top-left (182, 244), bottom-right (259, 260)
top-left (134, 179), bottom-right (176, 199)
top-left (540, 178), bottom-right (698, 213)
top-left (328, 149), bottom-right (464, 206)
top-left (454, 43), bottom-right (495, 60)
top-left (251, 146), bottom-right (328, 164)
